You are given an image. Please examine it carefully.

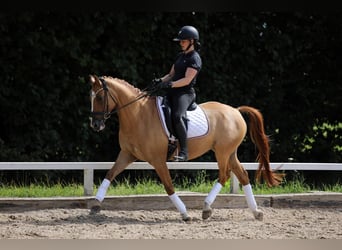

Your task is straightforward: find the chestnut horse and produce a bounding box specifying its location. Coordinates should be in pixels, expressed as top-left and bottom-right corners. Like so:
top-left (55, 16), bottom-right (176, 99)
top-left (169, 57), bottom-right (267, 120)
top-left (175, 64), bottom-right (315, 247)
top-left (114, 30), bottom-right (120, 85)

top-left (88, 75), bottom-right (283, 221)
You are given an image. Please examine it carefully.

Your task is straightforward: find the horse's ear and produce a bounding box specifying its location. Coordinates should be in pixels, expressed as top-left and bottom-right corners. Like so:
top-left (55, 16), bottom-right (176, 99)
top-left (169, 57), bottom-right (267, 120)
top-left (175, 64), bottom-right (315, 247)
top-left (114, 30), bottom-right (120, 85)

top-left (89, 74), bottom-right (100, 86)
top-left (89, 75), bottom-right (95, 85)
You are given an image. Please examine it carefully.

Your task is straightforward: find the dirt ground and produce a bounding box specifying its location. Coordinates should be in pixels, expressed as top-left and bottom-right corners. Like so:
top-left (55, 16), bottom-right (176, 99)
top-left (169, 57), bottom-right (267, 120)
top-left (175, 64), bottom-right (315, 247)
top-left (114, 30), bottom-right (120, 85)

top-left (1, 207), bottom-right (341, 239)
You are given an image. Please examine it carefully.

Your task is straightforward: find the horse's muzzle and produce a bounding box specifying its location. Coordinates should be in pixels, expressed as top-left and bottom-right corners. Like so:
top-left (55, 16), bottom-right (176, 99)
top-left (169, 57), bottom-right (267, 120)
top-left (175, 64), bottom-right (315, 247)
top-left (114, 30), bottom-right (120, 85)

top-left (90, 118), bottom-right (105, 132)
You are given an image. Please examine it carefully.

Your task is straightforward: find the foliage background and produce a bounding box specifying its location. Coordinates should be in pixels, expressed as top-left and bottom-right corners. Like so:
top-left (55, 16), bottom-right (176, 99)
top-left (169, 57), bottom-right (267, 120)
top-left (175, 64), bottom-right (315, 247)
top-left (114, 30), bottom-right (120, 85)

top-left (0, 12), bottom-right (341, 184)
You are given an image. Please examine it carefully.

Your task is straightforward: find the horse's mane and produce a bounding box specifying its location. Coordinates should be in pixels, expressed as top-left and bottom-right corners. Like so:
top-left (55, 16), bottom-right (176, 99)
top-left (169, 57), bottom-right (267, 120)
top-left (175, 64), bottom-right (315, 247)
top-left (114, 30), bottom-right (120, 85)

top-left (102, 76), bottom-right (142, 95)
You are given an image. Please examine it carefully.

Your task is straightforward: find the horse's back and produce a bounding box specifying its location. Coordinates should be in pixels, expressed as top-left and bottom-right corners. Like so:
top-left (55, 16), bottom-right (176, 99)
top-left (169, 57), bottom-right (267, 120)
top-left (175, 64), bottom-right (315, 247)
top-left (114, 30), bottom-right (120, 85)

top-left (200, 101), bottom-right (240, 117)
top-left (199, 101), bottom-right (247, 139)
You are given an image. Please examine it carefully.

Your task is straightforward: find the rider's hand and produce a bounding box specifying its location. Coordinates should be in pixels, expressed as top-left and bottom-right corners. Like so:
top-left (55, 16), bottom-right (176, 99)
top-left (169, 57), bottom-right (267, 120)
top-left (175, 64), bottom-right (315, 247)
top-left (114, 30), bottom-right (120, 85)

top-left (152, 78), bottom-right (162, 86)
top-left (159, 81), bottom-right (172, 89)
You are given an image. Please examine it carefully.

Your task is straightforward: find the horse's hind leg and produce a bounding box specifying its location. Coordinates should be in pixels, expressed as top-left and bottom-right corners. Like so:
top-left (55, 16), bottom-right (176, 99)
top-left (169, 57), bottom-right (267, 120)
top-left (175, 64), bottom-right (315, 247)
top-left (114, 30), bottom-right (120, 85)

top-left (229, 152), bottom-right (263, 221)
top-left (202, 151), bottom-right (230, 220)
top-left (89, 150), bottom-right (136, 215)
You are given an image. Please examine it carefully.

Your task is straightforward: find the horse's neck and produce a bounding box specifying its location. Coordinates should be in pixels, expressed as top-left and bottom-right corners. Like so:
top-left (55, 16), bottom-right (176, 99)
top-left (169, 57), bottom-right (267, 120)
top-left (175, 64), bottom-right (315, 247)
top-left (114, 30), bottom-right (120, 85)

top-left (108, 79), bottom-right (153, 129)
top-left (118, 97), bottom-right (155, 134)
top-left (108, 79), bottom-right (138, 106)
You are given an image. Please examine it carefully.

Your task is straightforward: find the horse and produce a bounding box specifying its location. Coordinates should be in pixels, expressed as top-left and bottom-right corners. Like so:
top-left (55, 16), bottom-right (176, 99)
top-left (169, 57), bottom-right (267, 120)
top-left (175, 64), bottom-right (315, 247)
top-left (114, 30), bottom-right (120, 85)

top-left (88, 74), bottom-right (284, 221)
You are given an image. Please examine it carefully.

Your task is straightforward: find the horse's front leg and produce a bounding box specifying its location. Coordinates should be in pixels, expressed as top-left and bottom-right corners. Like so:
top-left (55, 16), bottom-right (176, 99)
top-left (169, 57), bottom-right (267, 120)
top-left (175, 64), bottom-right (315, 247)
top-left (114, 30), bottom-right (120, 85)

top-left (152, 161), bottom-right (191, 222)
top-left (89, 150), bottom-right (136, 215)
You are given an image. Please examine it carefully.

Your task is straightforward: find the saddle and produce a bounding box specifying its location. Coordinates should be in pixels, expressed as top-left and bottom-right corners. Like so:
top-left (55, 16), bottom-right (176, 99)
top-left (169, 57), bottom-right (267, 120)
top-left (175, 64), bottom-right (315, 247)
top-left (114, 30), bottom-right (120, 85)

top-left (157, 96), bottom-right (209, 160)
top-left (161, 97), bottom-right (197, 139)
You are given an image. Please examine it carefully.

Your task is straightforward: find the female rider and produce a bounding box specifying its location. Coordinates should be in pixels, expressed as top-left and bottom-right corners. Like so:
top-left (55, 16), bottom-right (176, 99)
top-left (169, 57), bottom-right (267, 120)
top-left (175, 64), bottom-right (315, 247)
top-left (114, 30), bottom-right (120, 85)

top-left (155, 25), bottom-right (202, 162)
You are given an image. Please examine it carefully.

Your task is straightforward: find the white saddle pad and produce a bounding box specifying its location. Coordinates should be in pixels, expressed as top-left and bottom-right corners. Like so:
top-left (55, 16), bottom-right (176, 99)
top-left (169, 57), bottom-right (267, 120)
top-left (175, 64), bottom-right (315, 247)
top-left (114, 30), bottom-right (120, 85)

top-left (156, 96), bottom-right (209, 140)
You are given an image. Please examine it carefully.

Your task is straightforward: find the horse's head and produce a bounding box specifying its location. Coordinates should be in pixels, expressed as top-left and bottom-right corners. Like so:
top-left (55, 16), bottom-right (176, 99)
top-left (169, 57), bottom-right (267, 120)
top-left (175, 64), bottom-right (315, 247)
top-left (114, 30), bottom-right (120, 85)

top-left (89, 75), bottom-right (117, 132)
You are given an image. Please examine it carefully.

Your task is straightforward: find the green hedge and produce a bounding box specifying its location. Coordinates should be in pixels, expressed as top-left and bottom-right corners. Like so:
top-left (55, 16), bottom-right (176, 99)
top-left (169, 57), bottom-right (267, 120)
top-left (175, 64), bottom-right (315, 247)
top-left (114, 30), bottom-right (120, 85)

top-left (1, 12), bottom-right (341, 165)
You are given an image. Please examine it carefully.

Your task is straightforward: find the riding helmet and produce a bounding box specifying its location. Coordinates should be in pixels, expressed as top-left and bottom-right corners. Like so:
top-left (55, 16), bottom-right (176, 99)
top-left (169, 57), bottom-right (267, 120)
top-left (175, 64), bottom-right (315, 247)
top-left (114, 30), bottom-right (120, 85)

top-left (173, 26), bottom-right (199, 41)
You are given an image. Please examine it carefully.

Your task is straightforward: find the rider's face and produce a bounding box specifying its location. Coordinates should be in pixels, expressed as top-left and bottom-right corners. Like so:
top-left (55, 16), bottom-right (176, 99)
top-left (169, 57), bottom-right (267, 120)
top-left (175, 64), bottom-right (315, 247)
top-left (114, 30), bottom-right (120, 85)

top-left (179, 39), bottom-right (192, 51)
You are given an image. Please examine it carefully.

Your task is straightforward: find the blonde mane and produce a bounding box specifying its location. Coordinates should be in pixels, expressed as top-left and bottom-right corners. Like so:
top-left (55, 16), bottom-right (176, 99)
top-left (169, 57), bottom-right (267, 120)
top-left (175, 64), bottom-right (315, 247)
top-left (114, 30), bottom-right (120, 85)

top-left (102, 76), bottom-right (142, 95)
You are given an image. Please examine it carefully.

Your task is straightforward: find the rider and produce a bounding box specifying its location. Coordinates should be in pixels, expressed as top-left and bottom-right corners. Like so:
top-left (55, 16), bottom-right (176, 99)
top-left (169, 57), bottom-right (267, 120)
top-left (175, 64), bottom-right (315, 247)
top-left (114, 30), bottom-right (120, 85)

top-left (154, 25), bottom-right (202, 162)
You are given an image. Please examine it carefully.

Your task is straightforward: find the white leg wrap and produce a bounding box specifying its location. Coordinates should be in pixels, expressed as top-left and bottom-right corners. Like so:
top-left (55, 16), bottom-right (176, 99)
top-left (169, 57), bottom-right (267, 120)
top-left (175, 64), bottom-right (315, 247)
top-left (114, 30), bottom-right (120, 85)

top-left (243, 184), bottom-right (257, 211)
top-left (169, 193), bottom-right (187, 215)
top-left (95, 179), bottom-right (111, 202)
top-left (204, 182), bottom-right (222, 205)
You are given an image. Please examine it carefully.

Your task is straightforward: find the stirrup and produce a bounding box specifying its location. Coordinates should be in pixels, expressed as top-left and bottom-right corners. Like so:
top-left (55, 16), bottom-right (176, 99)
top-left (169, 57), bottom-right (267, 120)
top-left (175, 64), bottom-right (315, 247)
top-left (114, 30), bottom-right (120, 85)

top-left (173, 153), bottom-right (188, 162)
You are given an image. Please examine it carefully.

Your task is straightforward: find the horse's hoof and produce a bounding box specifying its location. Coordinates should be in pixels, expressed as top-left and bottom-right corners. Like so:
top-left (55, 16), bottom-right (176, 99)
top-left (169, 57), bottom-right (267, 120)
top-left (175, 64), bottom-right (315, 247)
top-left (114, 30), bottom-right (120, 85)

top-left (88, 199), bottom-right (102, 215)
top-left (89, 205), bottom-right (101, 215)
top-left (202, 209), bottom-right (212, 220)
top-left (181, 213), bottom-right (192, 222)
top-left (253, 210), bottom-right (263, 221)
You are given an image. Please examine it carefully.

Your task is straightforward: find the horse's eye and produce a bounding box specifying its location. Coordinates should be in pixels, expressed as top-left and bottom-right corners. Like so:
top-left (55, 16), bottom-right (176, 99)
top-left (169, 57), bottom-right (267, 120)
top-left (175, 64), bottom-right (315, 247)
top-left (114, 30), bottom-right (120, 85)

top-left (96, 95), bottom-right (103, 102)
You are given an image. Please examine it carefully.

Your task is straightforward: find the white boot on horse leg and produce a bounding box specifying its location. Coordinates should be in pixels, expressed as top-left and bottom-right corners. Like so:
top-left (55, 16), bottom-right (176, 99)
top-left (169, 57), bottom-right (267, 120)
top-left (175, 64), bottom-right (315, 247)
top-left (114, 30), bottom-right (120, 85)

top-left (202, 182), bottom-right (222, 220)
top-left (169, 193), bottom-right (191, 221)
top-left (89, 179), bottom-right (110, 215)
top-left (243, 184), bottom-right (263, 221)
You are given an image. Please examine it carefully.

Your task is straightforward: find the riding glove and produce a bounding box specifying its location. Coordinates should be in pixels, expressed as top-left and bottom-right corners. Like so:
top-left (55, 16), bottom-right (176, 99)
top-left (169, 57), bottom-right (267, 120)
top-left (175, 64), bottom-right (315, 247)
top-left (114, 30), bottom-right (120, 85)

top-left (152, 78), bottom-right (162, 86)
top-left (159, 81), bottom-right (172, 89)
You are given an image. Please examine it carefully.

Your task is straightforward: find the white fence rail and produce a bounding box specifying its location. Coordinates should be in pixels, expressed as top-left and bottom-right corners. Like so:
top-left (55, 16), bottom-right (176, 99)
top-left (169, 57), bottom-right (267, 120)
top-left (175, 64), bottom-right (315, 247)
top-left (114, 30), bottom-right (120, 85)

top-left (1, 162), bottom-right (341, 195)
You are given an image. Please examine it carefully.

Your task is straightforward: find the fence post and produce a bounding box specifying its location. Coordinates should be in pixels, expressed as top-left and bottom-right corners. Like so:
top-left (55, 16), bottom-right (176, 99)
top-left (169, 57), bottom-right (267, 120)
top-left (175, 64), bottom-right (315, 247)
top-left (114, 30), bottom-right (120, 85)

top-left (230, 172), bottom-right (240, 194)
top-left (83, 169), bottom-right (94, 196)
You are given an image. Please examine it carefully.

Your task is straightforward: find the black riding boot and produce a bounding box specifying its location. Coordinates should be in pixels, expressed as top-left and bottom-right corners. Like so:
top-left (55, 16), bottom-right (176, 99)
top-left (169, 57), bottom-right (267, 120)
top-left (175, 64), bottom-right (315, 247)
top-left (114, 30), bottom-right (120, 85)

top-left (173, 119), bottom-right (188, 162)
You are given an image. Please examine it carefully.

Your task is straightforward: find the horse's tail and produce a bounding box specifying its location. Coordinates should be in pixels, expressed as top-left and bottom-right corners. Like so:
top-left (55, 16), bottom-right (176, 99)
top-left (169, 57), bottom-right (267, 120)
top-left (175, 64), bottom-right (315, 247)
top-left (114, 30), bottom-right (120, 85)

top-left (238, 105), bottom-right (284, 187)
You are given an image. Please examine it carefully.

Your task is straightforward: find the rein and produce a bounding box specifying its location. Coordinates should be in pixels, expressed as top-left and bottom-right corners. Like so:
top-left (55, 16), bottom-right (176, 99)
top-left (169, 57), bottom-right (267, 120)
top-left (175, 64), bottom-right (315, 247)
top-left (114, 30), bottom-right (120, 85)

top-left (90, 77), bottom-right (158, 120)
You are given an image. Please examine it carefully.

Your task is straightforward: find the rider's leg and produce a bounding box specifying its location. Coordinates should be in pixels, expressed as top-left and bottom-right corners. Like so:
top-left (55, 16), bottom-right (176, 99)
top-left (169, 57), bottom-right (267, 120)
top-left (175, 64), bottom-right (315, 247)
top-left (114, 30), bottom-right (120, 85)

top-left (170, 91), bottom-right (195, 162)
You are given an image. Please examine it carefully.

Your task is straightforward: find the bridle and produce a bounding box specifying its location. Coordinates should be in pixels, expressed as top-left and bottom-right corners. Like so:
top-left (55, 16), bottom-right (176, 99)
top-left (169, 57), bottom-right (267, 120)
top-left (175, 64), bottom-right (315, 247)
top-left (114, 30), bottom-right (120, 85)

top-left (89, 77), bottom-right (156, 121)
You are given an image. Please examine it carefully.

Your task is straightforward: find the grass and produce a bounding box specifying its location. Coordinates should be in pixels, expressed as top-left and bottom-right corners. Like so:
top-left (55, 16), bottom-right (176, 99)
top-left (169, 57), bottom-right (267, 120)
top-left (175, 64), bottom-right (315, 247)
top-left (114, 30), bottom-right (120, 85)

top-left (0, 172), bottom-right (341, 198)
top-left (0, 183), bottom-right (85, 197)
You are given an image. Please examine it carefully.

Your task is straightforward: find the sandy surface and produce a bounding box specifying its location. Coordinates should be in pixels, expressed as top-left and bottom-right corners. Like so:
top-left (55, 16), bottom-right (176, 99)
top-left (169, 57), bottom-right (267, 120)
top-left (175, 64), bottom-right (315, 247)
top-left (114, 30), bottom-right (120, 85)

top-left (1, 207), bottom-right (341, 239)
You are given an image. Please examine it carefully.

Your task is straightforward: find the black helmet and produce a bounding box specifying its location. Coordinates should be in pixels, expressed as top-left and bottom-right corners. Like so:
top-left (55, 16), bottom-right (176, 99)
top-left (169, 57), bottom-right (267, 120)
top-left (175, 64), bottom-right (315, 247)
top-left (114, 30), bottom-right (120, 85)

top-left (173, 26), bottom-right (199, 41)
